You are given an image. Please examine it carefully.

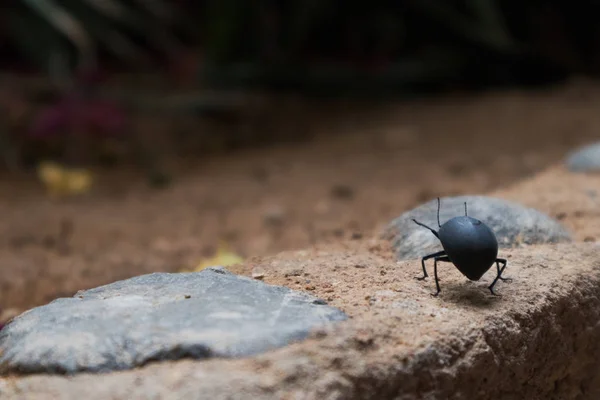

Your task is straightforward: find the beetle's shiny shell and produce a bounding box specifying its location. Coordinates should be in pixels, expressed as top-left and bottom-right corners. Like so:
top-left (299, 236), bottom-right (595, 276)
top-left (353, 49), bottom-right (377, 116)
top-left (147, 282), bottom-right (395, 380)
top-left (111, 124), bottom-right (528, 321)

top-left (438, 216), bottom-right (498, 281)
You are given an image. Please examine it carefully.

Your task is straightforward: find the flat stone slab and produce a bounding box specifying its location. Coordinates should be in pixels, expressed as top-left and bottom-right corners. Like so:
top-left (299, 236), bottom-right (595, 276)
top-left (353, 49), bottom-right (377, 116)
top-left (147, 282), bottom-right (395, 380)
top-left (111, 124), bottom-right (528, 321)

top-left (383, 195), bottom-right (572, 260)
top-left (0, 267), bottom-right (347, 374)
top-left (566, 142), bottom-right (600, 172)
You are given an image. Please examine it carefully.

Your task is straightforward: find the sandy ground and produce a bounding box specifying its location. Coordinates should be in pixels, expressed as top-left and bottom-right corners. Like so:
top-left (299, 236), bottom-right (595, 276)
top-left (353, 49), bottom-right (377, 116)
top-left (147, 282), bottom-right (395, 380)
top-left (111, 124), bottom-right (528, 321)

top-left (1, 80), bottom-right (600, 313)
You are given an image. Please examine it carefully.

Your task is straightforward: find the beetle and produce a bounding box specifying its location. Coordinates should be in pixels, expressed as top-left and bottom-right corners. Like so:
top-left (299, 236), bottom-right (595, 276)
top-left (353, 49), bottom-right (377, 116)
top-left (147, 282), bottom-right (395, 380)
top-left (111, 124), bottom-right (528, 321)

top-left (412, 198), bottom-right (511, 296)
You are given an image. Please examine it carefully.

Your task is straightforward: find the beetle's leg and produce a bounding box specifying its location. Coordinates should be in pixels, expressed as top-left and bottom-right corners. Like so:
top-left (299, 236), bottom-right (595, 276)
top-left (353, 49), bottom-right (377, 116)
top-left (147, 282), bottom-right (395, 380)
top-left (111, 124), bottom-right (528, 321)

top-left (431, 255), bottom-right (451, 297)
top-left (495, 258), bottom-right (512, 282)
top-left (489, 258), bottom-right (510, 296)
top-left (417, 250), bottom-right (446, 281)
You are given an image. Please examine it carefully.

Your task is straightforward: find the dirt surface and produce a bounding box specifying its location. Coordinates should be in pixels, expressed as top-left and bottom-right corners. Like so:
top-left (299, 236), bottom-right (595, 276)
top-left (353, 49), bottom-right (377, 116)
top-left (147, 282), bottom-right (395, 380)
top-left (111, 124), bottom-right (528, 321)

top-left (1, 80), bottom-right (600, 313)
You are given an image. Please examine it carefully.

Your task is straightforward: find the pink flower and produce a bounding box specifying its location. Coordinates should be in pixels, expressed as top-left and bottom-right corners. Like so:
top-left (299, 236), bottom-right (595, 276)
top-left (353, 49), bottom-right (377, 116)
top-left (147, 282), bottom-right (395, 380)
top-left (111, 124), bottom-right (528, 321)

top-left (29, 68), bottom-right (127, 138)
top-left (30, 96), bottom-right (126, 138)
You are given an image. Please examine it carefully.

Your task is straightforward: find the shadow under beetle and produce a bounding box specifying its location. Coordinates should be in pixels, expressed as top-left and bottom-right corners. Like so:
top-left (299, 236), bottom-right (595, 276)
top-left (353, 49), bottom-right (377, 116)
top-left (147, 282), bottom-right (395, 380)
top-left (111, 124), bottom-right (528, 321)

top-left (412, 198), bottom-right (511, 296)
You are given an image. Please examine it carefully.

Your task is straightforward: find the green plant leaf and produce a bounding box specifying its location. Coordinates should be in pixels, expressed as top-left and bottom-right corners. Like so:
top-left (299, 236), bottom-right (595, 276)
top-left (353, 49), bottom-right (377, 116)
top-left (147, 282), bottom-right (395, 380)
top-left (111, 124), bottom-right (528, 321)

top-left (22, 0), bottom-right (96, 66)
top-left (7, 8), bottom-right (70, 72)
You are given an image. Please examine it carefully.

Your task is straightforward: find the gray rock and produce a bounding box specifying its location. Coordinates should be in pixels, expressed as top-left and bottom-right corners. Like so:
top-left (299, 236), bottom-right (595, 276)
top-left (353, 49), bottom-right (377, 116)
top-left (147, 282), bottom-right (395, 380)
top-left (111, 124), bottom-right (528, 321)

top-left (566, 142), bottom-right (600, 172)
top-left (0, 267), bottom-right (347, 374)
top-left (383, 196), bottom-right (572, 260)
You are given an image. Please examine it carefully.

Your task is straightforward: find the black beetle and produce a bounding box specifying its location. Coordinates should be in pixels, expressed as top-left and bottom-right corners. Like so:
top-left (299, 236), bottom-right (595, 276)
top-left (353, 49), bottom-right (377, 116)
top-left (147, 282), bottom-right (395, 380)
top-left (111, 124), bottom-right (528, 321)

top-left (412, 198), bottom-right (511, 296)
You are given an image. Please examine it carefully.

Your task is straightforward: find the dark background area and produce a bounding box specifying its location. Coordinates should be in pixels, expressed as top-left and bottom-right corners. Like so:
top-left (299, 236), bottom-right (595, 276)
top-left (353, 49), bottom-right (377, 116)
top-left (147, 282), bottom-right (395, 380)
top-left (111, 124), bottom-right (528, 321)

top-left (2, 1), bottom-right (600, 173)
top-left (4, 1), bottom-right (600, 91)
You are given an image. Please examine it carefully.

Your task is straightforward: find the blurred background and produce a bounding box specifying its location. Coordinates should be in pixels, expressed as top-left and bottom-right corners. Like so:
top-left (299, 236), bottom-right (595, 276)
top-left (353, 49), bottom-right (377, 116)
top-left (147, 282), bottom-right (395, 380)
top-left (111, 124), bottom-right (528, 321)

top-left (1, 0), bottom-right (600, 315)
top-left (3, 0), bottom-right (600, 172)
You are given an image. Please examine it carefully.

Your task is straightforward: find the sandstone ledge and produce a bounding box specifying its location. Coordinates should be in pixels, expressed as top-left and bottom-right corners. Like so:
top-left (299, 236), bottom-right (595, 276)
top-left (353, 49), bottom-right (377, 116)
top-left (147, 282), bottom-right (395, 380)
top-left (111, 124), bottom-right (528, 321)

top-left (1, 239), bottom-right (599, 400)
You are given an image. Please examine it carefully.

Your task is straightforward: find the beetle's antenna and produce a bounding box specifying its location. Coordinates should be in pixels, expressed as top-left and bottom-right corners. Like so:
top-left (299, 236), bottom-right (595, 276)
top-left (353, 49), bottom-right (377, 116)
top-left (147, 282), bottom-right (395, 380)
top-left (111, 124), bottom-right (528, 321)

top-left (436, 197), bottom-right (441, 228)
top-left (412, 219), bottom-right (440, 239)
top-left (464, 202), bottom-right (468, 217)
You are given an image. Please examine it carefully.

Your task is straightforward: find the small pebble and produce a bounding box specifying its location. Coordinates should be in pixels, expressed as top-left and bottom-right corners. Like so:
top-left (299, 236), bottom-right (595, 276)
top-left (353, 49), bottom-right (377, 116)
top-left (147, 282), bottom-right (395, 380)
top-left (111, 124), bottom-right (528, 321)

top-left (251, 267), bottom-right (266, 280)
top-left (367, 239), bottom-right (382, 252)
top-left (331, 184), bottom-right (354, 200)
top-left (315, 200), bottom-right (331, 215)
top-left (332, 228), bottom-right (344, 237)
top-left (566, 142), bottom-right (600, 172)
top-left (283, 268), bottom-right (303, 277)
top-left (263, 205), bottom-right (286, 226)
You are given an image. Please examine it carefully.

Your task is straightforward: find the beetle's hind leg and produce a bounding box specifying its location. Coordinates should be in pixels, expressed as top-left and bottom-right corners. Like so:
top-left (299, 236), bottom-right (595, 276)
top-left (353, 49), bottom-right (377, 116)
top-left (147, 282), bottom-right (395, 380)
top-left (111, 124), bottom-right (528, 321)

top-left (431, 255), bottom-right (451, 297)
top-left (488, 258), bottom-right (510, 296)
top-left (417, 250), bottom-right (446, 281)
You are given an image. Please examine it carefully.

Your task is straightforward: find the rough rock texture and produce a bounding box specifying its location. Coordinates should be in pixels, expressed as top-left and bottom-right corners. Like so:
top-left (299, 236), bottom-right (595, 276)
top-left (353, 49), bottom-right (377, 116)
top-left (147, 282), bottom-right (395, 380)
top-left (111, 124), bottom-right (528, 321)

top-left (1, 242), bottom-right (600, 400)
top-left (566, 142), bottom-right (600, 172)
top-left (0, 267), bottom-right (347, 374)
top-left (383, 195), bottom-right (572, 260)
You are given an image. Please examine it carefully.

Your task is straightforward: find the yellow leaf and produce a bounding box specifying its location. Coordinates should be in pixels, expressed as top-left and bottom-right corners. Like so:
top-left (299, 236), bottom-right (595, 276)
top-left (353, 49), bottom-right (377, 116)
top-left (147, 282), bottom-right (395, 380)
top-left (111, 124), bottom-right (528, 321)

top-left (37, 162), bottom-right (93, 198)
top-left (189, 241), bottom-right (244, 272)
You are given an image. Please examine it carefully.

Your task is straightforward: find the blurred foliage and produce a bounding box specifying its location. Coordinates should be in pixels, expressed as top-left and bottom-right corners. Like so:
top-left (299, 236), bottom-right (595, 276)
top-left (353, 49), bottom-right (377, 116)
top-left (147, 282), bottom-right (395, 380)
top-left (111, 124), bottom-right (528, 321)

top-left (3, 1), bottom-right (600, 92)
top-left (196, 0), bottom-right (600, 94)
top-left (3, 0), bottom-right (195, 74)
top-left (37, 160), bottom-right (93, 198)
top-left (2, 1), bottom-right (600, 173)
